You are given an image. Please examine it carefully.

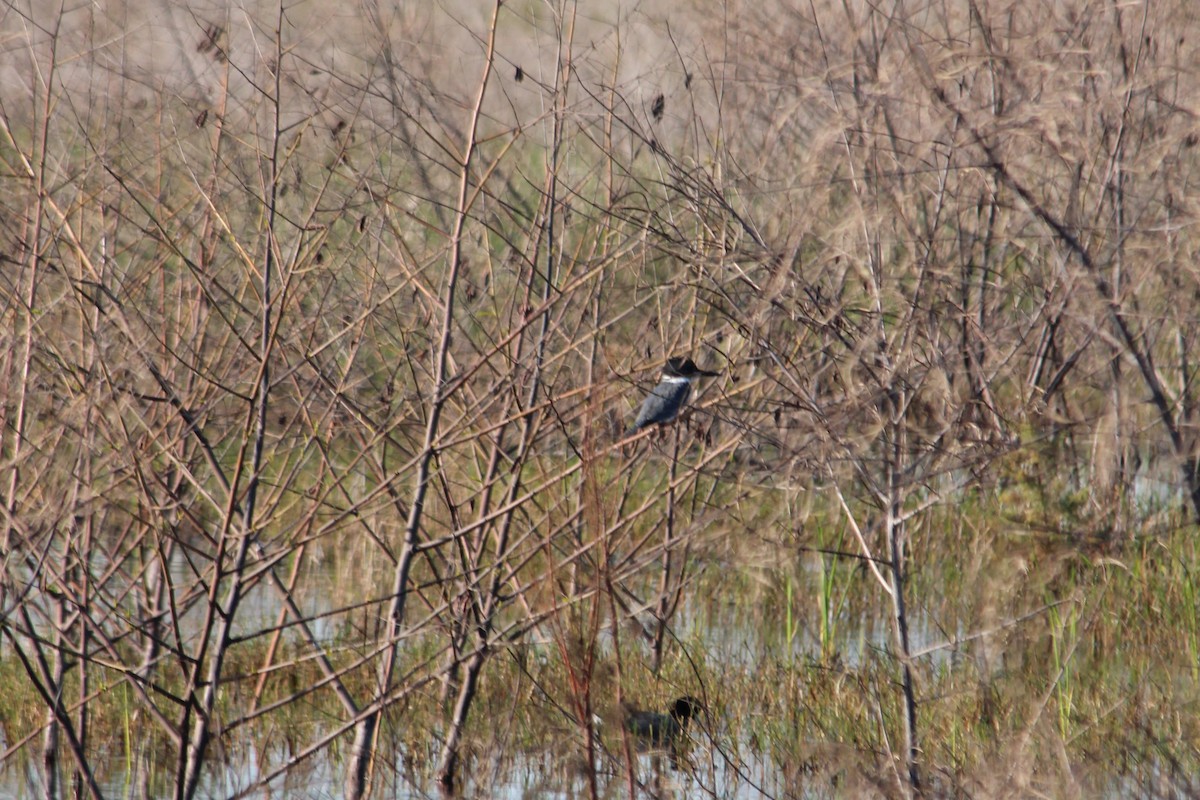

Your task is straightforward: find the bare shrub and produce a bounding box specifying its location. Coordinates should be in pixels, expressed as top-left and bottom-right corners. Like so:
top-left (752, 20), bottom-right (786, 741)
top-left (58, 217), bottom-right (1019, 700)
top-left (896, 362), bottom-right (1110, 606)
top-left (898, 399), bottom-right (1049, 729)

top-left (3, 1), bottom-right (1200, 798)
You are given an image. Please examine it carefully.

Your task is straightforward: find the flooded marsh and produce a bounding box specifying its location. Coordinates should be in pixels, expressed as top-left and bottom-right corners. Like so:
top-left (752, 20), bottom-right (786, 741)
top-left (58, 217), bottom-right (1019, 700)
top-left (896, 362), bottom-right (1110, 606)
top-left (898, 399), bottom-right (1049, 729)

top-left (4, 0), bottom-right (1200, 797)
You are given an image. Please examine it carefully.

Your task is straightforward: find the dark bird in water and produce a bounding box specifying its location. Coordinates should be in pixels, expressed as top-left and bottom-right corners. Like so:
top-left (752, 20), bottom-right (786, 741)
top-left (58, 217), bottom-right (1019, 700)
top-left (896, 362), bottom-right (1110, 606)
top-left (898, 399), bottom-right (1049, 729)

top-left (626, 357), bottom-right (718, 437)
top-left (624, 696), bottom-right (704, 748)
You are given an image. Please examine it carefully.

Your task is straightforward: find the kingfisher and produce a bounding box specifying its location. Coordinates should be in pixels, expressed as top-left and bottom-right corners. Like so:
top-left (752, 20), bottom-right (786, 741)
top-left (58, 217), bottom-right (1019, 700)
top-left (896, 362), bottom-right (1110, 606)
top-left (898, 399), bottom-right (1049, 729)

top-left (626, 356), bottom-right (719, 436)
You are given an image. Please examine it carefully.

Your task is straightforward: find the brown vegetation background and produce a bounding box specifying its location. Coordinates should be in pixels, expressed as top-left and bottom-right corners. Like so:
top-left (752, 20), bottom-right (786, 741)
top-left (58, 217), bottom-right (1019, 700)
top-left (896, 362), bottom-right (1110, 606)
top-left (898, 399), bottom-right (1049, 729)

top-left (3, 0), bottom-right (1200, 797)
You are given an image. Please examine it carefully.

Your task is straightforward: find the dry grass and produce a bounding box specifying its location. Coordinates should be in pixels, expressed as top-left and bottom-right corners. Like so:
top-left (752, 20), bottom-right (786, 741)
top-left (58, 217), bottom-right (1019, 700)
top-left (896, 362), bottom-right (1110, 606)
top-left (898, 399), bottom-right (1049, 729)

top-left (2, 0), bottom-right (1200, 797)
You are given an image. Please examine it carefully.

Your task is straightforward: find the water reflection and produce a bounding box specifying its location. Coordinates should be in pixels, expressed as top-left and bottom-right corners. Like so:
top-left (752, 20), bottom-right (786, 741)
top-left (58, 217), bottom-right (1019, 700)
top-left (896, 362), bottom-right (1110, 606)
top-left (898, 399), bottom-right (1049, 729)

top-left (0, 531), bottom-right (1186, 798)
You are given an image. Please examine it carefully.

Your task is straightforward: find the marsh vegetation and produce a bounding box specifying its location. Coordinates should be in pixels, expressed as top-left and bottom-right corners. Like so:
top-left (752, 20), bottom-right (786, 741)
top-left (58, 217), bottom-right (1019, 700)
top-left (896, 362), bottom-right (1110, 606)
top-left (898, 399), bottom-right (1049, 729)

top-left (3, 0), bottom-right (1200, 797)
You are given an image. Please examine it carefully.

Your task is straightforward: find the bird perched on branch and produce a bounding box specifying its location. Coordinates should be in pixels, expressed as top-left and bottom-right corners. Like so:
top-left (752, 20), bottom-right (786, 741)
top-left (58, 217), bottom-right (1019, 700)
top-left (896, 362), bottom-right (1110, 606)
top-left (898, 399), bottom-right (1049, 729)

top-left (626, 357), bottom-right (719, 437)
